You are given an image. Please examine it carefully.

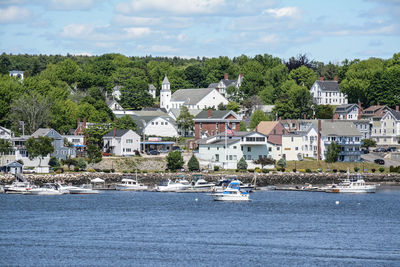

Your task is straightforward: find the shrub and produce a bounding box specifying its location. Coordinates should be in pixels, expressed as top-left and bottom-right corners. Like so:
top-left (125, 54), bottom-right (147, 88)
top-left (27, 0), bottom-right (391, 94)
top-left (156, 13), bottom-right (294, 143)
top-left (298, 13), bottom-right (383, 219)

top-left (49, 156), bottom-right (60, 168)
top-left (354, 167), bottom-right (360, 172)
top-left (305, 168), bottom-right (312, 173)
top-left (76, 158), bottom-right (87, 171)
top-left (255, 167), bottom-right (261, 173)
top-left (317, 169), bottom-right (322, 173)
top-left (55, 169), bottom-right (63, 174)
top-left (248, 169), bottom-right (254, 173)
top-left (276, 167), bottom-right (281, 171)
top-left (262, 169), bottom-right (269, 173)
top-left (214, 166), bottom-right (220, 172)
top-left (111, 169), bottom-right (115, 173)
top-left (281, 168), bottom-right (285, 172)
top-left (235, 169), bottom-right (239, 172)
top-left (237, 157), bottom-right (248, 170)
top-left (88, 168), bottom-right (95, 173)
top-left (339, 170), bottom-right (346, 173)
top-left (299, 169), bottom-right (306, 173)
top-left (94, 168), bottom-right (102, 172)
top-left (188, 154), bottom-right (200, 171)
top-left (379, 167), bottom-right (385, 173)
top-left (277, 157), bottom-right (287, 168)
top-left (73, 166), bottom-right (79, 172)
top-left (332, 169), bottom-right (337, 173)
top-left (103, 169), bottom-right (110, 173)
top-left (292, 169), bottom-right (296, 173)
top-left (371, 168), bottom-right (376, 173)
top-left (166, 151), bottom-right (184, 171)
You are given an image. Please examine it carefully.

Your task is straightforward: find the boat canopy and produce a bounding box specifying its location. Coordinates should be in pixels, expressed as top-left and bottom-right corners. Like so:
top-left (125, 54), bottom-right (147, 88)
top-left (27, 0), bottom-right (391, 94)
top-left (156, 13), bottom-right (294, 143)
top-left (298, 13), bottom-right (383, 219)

top-left (91, 178), bottom-right (105, 183)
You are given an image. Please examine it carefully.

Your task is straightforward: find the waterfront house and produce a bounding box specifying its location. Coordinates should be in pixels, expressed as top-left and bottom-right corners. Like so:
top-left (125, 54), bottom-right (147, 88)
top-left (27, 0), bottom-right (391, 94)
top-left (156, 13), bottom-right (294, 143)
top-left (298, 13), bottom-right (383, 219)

top-left (333, 103), bottom-right (361, 120)
top-left (372, 108), bottom-right (400, 147)
top-left (103, 129), bottom-right (141, 156)
top-left (32, 128), bottom-right (76, 160)
top-left (310, 76), bottom-right (347, 105)
top-left (281, 134), bottom-right (303, 161)
top-left (196, 131), bottom-right (270, 169)
top-left (0, 126), bottom-right (13, 140)
top-left (128, 114), bottom-right (179, 138)
top-left (160, 76), bottom-right (228, 112)
top-left (193, 110), bottom-right (241, 140)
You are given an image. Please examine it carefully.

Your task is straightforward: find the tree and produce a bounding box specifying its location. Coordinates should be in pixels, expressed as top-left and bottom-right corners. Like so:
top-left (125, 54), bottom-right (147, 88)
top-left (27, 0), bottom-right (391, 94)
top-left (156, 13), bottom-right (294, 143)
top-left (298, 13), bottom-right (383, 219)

top-left (48, 156), bottom-right (60, 169)
top-left (326, 141), bottom-right (341, 163)
top-left (285, 54), bottom-right (315, 72)
top-left (25, 136), bottom-right (54, 166)
top-left (239, 121), bottom-right (247, 131)
top-left (114, 115), bottom-right (137, 131)
top-left (288, 65), bottom-right (317, 89)
top-left (0, 139), bottom-right (12, 155)
top-left (237, 157), bottom-right (248, 170)
top-left (249, 110), bottom-right (268, 130)
top-left (226, 102), bottom-right (240, 112)
top-left (315, 105), bottom-right (334, 119)
top-left (176, 106), bottom-right (194, 137)
top-left (87, 143), bottom-right (102, 164)
top-left (166, 151), bottom-right (184, 171)
top-left (119, 77), bottom-right (154, 110)
top-left (84, 124), bottom-right (110, 164)
top-left (62, 157), bottom-right (78, 170)
top-left (277, 157), bottom-right (287, 168)
top-left (362, 139), bottom-right (376, 149)
top-left (188, 154), bottom-right (200, 171)
top-left (76, 158), bottom-right (87, 171)
top-left (9, 92), bottom-right (51, 134)
top-left (253, 157), bottom-right (275, 169)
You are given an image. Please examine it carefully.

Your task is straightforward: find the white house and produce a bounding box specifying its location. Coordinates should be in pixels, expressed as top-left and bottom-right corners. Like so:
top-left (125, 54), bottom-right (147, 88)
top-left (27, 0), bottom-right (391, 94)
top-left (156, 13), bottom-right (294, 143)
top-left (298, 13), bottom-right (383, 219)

top-left (148, 84), bottom-right (156, 98)
top-left (208, 73), bottom-right (244, 97)
top-left (310, 77), bottom-right (347, 105)
top-left (103, 129), bottom-right (141, 156)
top-left (334, 104), bottom-right (360, 120)
top-left (0, 126), bottom-right (13, 140)
top-left (112, 86), bottom-right (122, 100)
top-left (160, 76), bottom-right (228, 112)
top-left (281, 134), bottom-right (303, 161)
top-left (106, 98), bottom-right (124, 111)
top-left (196, 131), bottom-right (270, 169)
top-left (9, 70), bottom-right (24, 80)
top-left (129, 114), bottom-right (179, 138)
top-left (299, 125), bottom-right (319, 159)
top-left (372, 108), bottom-right (400, 147)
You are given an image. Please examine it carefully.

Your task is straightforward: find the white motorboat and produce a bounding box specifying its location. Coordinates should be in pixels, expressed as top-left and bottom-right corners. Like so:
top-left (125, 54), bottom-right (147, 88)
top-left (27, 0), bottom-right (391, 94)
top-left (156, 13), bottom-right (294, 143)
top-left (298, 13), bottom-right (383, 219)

top-left (24, 183), bottom-right (63, 195)
top-left (212, 181), bottom-right (250, 201)
top-left (69, 184), bottom-right (99, 194)
top-left (213, 177), bottom-right (255, 193)
top-left (326, 174), bottom-right (377, 193)
top-left (4, 181), bottom-right (34, 194)
top-left (115, 178), bottom-right (148, 191)
top-left (192, 178), bottom-right (215, 190)
top-left (156, 179), bottom-right (190, 192)
top-left (56, 183), bottom-right (82, 194)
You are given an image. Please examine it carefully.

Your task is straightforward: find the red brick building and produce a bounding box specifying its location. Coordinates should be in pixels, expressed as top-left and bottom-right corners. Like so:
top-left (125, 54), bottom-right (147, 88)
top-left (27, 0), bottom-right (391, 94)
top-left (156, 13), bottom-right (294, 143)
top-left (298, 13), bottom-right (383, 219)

top-left (193, 110), bottom-right (242, 140)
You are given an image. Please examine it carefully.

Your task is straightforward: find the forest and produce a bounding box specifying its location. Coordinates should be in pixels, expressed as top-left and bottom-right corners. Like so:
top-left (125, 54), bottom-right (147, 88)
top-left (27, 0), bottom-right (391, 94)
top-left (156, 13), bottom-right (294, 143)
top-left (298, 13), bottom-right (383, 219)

top-left (0, 52), bottom-right (399, 135)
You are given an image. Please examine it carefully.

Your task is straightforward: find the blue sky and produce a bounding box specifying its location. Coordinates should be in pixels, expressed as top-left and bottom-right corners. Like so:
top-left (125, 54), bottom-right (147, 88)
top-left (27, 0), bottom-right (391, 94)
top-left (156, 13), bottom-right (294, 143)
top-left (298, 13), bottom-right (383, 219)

top-left (0, 0), bottom-right (399, 63)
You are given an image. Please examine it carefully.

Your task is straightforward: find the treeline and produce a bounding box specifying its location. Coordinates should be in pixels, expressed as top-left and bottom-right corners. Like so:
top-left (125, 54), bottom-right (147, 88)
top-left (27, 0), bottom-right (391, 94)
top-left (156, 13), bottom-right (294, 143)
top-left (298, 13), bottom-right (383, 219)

top-left (0, 52), bottom-right (399, 135)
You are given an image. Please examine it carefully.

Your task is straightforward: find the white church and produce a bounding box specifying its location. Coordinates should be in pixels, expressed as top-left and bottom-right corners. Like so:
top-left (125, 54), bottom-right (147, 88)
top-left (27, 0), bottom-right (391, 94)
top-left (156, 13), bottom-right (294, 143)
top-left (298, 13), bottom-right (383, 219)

top-left (159, 76), bottom-right (228, 112)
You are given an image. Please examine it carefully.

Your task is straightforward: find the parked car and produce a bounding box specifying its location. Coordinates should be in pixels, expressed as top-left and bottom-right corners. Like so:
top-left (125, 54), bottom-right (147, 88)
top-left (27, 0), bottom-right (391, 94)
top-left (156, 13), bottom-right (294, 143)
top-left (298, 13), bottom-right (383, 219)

top-left (172, 146), bottom-right (184, 153)
top-left (373, 147), bottom-right (387, 153)
top-left (387, 147), bottom-right (397, 152)
top-left (147, 150), bottom-right (160, 155)
top-left (361, 148), bottom-right (369, 154)
top-left (374, 158), bottom-right (385, 165)
top-left (159, 149), bottom-right (170, 153)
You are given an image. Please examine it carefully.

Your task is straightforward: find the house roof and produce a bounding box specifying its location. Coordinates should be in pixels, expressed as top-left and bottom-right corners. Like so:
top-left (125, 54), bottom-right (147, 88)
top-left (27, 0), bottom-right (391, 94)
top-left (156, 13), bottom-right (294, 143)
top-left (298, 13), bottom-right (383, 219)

top-left (194, 110), bottom-right (239, 120)
top-left (320, 121), bottom-right (361, 136)
top-left (169, 108), bottom-right (202, 119)
top-left (171, 88), bottom-right (215, 105)
top-left (208, 83), bottom-right (218, 88)
top-left (256, 121), bottom-right (282, 135)
top-left (104, 129), bottom-right (130, 137)
top-left (221, 79), bottom-right (237, 87)
top-left (31, 128), bottom-right (52, 138)
top-left (334, 103), bottom-right (358, 113)
top-left (315, 80), bottom-right (340, 92)
top-left (267, 135), bottom-right (282, 145)
top-left (127, 115), bottom-right (176, 134)
top-left (385, 109), bottom-right (400, 120)
top-left (196, 131), bottom-right (262, 145)
top-left (362, 105), bottom-right (389, 118)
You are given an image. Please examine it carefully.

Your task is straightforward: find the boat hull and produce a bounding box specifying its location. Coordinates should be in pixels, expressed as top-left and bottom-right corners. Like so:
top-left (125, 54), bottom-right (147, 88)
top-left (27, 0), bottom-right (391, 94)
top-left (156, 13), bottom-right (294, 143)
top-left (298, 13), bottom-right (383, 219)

top-left (328, 186), bottom-right (376, 193)
top-left (115, 185), bottom-right (148, 191)
top-left (212, 194), bottom-right (250, 201)
top-left (24, 189), bottom-right (63, 195)
top-left (69, 189), bottom-right (99, 194)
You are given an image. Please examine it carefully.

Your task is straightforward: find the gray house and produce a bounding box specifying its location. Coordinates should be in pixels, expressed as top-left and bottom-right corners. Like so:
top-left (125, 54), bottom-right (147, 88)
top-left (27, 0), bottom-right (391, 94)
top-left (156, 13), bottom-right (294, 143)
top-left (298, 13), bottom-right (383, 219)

top-left (31, 128), bottom-right (76, 160)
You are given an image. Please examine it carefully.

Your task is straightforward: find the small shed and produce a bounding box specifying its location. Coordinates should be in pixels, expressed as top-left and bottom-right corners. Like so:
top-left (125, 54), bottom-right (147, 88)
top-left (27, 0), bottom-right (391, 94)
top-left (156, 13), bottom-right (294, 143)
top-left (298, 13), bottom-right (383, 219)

top-left (1, 161), bottom-right (23, 175)
top-left (91, 177), bottom-right (105, 189)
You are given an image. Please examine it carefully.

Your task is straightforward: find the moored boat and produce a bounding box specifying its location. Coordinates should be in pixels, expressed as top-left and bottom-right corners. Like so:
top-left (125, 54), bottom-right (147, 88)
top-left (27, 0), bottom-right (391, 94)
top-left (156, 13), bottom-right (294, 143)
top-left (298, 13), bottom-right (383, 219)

top-left (115, 178), bottom-right (148, 191)
top-left (156, 179), bottom-right (190, 192)
top-left (212, 180), bottom-right (250, 201)
top-left (4, 181), bottom-right (33, 194)
top-left (325, 174), bottom-right (377, 193)
top-left (24, 183), bottom-right (63, 195)
top-left (69, 184), bottom-right (99, 194)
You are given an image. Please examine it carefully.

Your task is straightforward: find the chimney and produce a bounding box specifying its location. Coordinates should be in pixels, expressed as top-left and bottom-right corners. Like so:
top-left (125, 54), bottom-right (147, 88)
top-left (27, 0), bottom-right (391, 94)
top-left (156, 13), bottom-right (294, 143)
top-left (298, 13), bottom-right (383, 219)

top-left (377, 102), bottom-right (380, 107)
top-left (333, 76), bottom-right (338, 81)
top-left (240, 73), bottom-right (244, 78)
top-left (224, 73), bottom-right (228, 80)
top-left (113, 127), bottom-right (116, 137)
top-left (317, 120), bottom-right (322, 161)
top-left (320, 76), bottom-right (324, 81)
top-left (279, 117), bottom-right (282, 121)
top-left (77, 117), bottom-right (81, 128)
top-left (208, 108), bottom-right (212, 118)
top-left (303, 114), bottom-right (306, 119)
top-left (396, 106), bottom-right (399, 112)
top-left (83, 117), bottom-right (87, 129)
top-left (358, 100), bottom-right (362, 120)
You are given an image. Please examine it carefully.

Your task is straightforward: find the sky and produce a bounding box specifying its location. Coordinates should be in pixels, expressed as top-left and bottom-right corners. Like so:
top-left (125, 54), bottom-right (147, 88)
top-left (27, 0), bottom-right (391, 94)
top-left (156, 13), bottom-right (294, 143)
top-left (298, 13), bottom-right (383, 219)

top-left (0, 0), bottom-right (399, 63)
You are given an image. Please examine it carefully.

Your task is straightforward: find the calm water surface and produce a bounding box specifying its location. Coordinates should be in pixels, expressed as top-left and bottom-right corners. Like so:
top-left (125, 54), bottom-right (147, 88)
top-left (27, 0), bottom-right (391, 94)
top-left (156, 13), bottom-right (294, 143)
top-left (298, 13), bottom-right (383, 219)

top-left (1, 189), bottom-right (400, 266)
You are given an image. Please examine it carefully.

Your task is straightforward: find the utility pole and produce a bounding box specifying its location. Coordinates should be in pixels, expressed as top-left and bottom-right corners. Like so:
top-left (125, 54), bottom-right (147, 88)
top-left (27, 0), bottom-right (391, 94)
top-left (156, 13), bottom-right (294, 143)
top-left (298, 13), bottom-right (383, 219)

top-left (19, 121), bottom-right (25, 136)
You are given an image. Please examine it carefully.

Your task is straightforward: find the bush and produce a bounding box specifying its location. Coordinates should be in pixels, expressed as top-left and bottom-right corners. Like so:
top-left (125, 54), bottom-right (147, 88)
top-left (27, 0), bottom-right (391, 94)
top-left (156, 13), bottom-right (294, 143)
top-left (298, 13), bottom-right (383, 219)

top-left (76, 158), bottom-right (87, 171)
top-left (214, 166), bottom-right (220, 172)
top-left (277, 157), bottom-right (287, 168)
top-left (237, 157), bottom-right (248, 170)
top-left (55, 169), bottom-right (63, 174)
top-left (111, 169), bottom-right (115, 173)
top-left (188, 155), bottom-right (200, 171)
top-left (262, 169), bottom-right (269, 173)
top-left (354, 167), bottom-right (360, 172)
top-left (379, 167), bottom-right (385, 173)
top-left (281, 168), bottom-right (285, 172)
top-left (166, 151), bottom-right (184, 171)
top-left (292, 169), bottom-right (296, 173)
top-left (305, 168), bottom-right (312, 173)
top-left (248, 169), bottom-right (254, 173)
top-left (332, 169), bottom-right (337, 173)
top-left (371, 168), bottom-right (376, 173)
top-left (74, 166), bottom-right (79, 172)
top-left (339, 170), bottom-right (346, 173)
top-left (49, 156), bottom-right (60, 168)
top-left (103, 169), bottom-right (110, 173)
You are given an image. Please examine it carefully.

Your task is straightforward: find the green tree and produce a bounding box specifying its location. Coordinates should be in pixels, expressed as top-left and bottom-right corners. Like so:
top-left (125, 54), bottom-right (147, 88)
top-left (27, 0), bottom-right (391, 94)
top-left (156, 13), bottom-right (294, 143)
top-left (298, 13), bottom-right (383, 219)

top-left (0, 139), bottom-right (12, 155)
top-left (239, 121), bottom-right (247, 131)
top-left (25, 136), bottom-right (54, 166)
top-left (326, 141), bottom-right (341, 163)
top-left (277, 157), bottom-right (287, 168)
top-left (249, 110), bottom-right (268, 130)
top-left (166, 151), bottom-right (184, 171)
top-left (84, 124), bottom-right (110, 163)
top-left (188, 154), bottom-right (200, 171)
top-left (315, 105), bottom-right (334, 119)
top-left (119, 77), bottom-right (154, 109)
top-left (288, 65), bottom-right (317, 88)
top-left (226, 102), bottom-right (240, 112)
top-left (87, 143), bottom-right (102, 164)
top-left (114, 115), bottom-right (137, 131)
top-left (176, 106), bottom-right (194, 137)
top-left (48, 156), bottom-right (60, 169)
top-left (76, 158), bottom-right (87, 171)
top-left (253, 157), bottom-right (275, 169)
top-left (237, 157), bottom-right (248, 170)
top-left (62, 157), bottom-right (78, 170)
top-left (362, 139), bottom-right (376, 149)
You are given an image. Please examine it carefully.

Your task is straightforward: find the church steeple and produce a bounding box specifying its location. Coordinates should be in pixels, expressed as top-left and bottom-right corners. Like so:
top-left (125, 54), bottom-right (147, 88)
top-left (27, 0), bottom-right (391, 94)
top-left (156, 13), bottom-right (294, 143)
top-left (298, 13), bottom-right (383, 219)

top-left (160, 75), bottom-right (171, 111)
top-left (161, 75), bottom-right (170, 91)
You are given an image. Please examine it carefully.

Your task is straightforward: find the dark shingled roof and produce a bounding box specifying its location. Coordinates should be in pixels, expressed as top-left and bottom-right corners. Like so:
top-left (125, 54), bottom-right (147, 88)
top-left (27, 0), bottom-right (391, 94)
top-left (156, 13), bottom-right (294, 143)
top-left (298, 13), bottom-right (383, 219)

top-left (194, 110), bottom-right (234, 119)
top-left (388, 109), bottom-right (400, 120)
top-left (104, 129), bottom-right (130, 137)
top-left (335, 104), bottom-right (358, 113)
top-left (315, 81), bottom-right (340, 92)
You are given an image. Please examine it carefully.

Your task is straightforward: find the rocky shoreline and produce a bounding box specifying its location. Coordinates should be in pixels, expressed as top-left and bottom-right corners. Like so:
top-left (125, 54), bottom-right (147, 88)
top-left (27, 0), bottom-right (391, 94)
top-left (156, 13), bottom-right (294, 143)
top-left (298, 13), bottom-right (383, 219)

top-left (1, 172), bottom-right (400, 186)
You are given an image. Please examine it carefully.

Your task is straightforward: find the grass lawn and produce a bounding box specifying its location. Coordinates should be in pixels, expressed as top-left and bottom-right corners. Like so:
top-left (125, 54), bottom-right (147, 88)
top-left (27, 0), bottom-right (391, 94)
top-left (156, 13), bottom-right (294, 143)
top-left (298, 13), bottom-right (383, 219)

top-left (286, 159), bottom-right (387, 173)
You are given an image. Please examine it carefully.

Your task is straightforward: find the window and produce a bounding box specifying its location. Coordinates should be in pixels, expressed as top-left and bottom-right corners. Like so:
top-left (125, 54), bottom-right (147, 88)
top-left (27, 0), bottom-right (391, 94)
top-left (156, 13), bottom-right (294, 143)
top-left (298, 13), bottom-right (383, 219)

top-left (152, 122), bottom-right (154, 125)
top-left (126, 139), bottom-right (133, 143)
top-left (229, 155), bottom-right (232, 160)
top-left (247, 155), bottom-right (252, 160)
top-left (232, 123), bottom-right (236, 129)
top-left (277, 147), bottom-right (280, 150)
top-left (125, 148), bottom-right (131, 152)
top-left (200, 123), bottom-right (202, 129)
top-left (161, 122), bottom-right (164, 125)
top-left (247, 147), bottom-right (251, 152)
top-left (156, 122), bottom-right (158, 125)
top-left (165, 122), bottom-right (168, 125)
top-left (268, 147), bottom-right (272, 152)
top-left (295, 147), bottom-right (298, 151)
top-left (233, 146), bottom-right (237, 149)
top-left (233, 155), bottom-right (237, 160)
top-left (208, 147), bottom-right (210, 150)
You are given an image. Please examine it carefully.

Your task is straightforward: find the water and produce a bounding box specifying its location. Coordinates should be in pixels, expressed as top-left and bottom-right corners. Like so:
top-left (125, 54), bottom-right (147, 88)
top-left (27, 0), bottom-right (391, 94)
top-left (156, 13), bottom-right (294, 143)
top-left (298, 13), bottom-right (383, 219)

top-left (1, 189), bottom-right (400, 266)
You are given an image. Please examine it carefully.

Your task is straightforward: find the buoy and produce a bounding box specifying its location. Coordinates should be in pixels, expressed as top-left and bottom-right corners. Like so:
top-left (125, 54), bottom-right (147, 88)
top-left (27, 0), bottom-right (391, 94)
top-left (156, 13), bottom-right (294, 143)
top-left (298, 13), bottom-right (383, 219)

top-left (335, 201), bottom-right (340, 205)
top-left (357, 203), bottom-right (361, 205)
top-left (195, 198), bottom-right (198, 202)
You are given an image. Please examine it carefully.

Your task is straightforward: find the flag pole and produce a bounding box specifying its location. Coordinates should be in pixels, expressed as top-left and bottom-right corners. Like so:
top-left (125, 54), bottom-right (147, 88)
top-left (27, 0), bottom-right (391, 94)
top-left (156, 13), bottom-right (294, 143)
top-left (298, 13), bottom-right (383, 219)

top-left (225, 122), bottom-right (227, 170)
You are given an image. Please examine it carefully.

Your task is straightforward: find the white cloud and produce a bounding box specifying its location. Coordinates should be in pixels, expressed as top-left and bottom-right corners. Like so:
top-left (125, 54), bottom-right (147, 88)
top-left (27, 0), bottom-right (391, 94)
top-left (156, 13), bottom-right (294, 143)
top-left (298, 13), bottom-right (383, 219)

top-left (123, 27), bottom-right (151, 38)
top-left (48, 0), bottom-right (97, 10)
top-left (0, 6), bottom-right (31, 23)
top-left (263, 6), bottom-right (301, 18)
top-left (259, 34), bottom-right (280, 44)
top-left (150, 45), bottom-right (177, 53)
top-left (113, 15), bottom-right (161, 26)
top-left (116, 0), bottom-right (225, 15)
top-left (60, 23), bottom-right (94, 38)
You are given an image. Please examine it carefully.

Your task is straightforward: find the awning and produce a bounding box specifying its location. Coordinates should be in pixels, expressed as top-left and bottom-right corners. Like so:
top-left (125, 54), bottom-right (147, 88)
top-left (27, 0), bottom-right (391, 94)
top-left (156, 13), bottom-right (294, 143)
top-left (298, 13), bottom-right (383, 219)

top-left (91, 178), bottom-right (105, 183)
top-left (73, 144), bottom-right (85, 147)
top-left (140, 141), bottom-right (175, 145)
